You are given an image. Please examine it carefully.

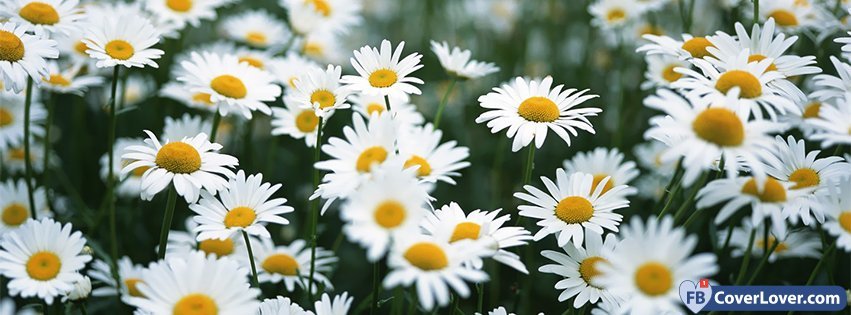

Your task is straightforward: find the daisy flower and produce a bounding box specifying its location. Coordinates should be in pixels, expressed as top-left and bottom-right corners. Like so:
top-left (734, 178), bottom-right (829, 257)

top-left (0, 218), bottom-right (91, 304)
top-left (0, 92), bottom-right (45, 151)
top-left (595, 216), bottom-right (718, 315)
top-left (288, 64), bottom-right (351, 118)
top-left (282, 0), bottom-right (362, 35)
top-left (563, 147), bottom-right (639, 195)
top-left (54, 32), bottom-right (93, 67)
top-left (99, 138), bottom-right (147, 198)
top-left (313, 292), bottom-right (354, 315)
top-left (190, 170), bottom-right (293, 241)
top-left (300, 31), bottom-right (346, 64)
top-left (271, 97), bottom-right (323, 148)
top-left (159, 82), bottom-right (217, 112)
top-left (82, 14), bottom-right (164, 68)
top-left (162, 114), bottom-right (213, 143)
top-left (219, 10), bottom-right (292, 50)
top-left (539, 230), bottom-right (619, 308)
top-left (430, 41), bottom-right (499, 80)
top-left (145, 0), bottom-right (224, 29)
top-left (723, 219), bottom-right (821, 263)
top-left (421, 202), bottom-right (532, 273)
top-left (515, 169), bottom-right (634, 248)
top-left (125, 251), bottom-right (260, 314)
top-left (397, 123), bottom-right (470, 185)
top-left (88, 257), bottom-right (146, 301)
top-left (0, 22), bottom-right (58, 93)
top-left (258, 296), bottom-right (310, 315)
top-left (267, 52), bottom-right (321, 89)
top-left (110, 74), bottom-right (155, 107)
top-left (120, 130), bottom-right (238, 203)
top-left (757, 0), bottom-right (819, 31)
top-left (1, 142), bottom-right (50, 175)
top-left (40, 61), bottom-right (104, 95)
top-left (632, 140), bottom-right (676, 176)
top-left (340, 161), bottom-right (431, 261)
top-left (61, 275), bottom-right (90, 302)
top-left (810, 56), bottom-right (851, 102)
top-left (350, 93), bottom-right (425, 130)
top-left (476, 76), bottom-right (602, 152)
top-left (822, 177), bottom-right (851, 252)
top-left (178, 51), bottom-right (282, 119)
top-left (165, 218), bottom-right (245, 258)
top-left (0, 179), bottom-right (49, 236)
top-left (475, 306), bottom-right (517, 315)
top-left (383, 234), bottom-right (489, 311)
top-left (252, 237), bottom-right (337, 293)
top-left (643, 89), bottom-right (783, 186)
top-left (588, 0), bottom-right (641, 30)
top-left (641, 54), bottom-right (690, 89)
top-left (806, 93), bottom-right (851, 148)
top-left (0, 0), bottom-right (83, 35)
top-left (340, 39), bottom-right (424, 98)
top-left (637, 33), bottom-right (715, 60)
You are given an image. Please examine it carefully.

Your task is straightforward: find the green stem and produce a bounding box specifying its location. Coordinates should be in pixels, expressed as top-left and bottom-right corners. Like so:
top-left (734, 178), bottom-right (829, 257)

top-left (476, 282), bottom-right (484, 314)
top-left (242, 230), bottom-right (260, 287)
top-left (658, 160), bottom-right (683, 207)
top-left (675, 171), bottom-right (708, 224)
top-left (307, 116), bottom-right (324, 298)
top-left (78, 302), bottom-right (87, 315)
top-left (734, 229), bottom-right (757, 285)
top-left (383, 95), bottom-right (392, 112)
top-left (41, 93), bottom-right (54, 205)
top-left (449, 294), bottom-right (459, 314)
top-left (157, 187), bottom-right (178, 259)
top-left (753, 0), bottom-right (759, 25)
top-left (746, 237), bottom-right (780, 285)
top-left (370, 261), bottom-right (381, 315)
top-left (787, 242), bottom-right (837, 315)
top-left (23, 77), bottom-right (36, 219)
top-left (42, 301), bottom-right (49, 315)
top-left (106, 66), bottom-right (121, 300)
top-left (522, 145), bottom-right (536, 185)
top-left (433, 78), bottom-right (457, 129)
top-left (209, 109), bottom-right (222, 143)
top-left (242, 119), bottom-right (254, 168)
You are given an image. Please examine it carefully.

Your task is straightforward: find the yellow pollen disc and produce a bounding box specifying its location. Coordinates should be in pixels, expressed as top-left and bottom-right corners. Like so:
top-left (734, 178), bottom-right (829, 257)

top-left (741, 177), bottom-right (787, 203)
top-left (404, 242), bottom-right (448, 271)
top-left (366, 103), bottom-right (385, 115)
top-left (769, 10), bottom-right (799, 26)
top-left (373, 200), bottom-right (406, 228)
top-left (662, 64), bottom-right (683, 83)
top-left (839, 212), bottom-right (851, 233)
top-left (635, 262), bottom-right (672, 296)
top-left (591, 174), bottom-right (614, 194)
top-left (9, 148), bottom-right (28, 161)
top-left (2, 203), bottom-right (29, 226)
top-left (287, 77), bottom-right (299, 89)
top-left (124, 278), bottom-right (145, 297)
top-left (691, 107), bottom-right (745, 147)
top-left (210, 75), bottom-right (247, 99)
top-left (555, 196), bottom-right (594, 224)
top-left (223, 206), bottom-right (256, 228)
top-left (356, 146), bottom-right (388, 172)
top-left (404, 155), bottom-right (432, 177)
top-left (0, 30), bottom-right (25, 62)
top-left (681, 37), bottom-right (714, 59)
top-left (198, 238), bottom-right (234, 257)
top-left (74, 41), bottom-right (89, 55)
top-left (44, 74), bottom-right (70, 86)
top-left (310, 89), bottom-right (336, 109)
top-left (173, 293), bottom-right (218, 315)
top-left (192, 93), bottom-right (213, 105)
top-left (605, 8), bottom-right (626, 22)
top-left (295, 110), bottom-right (319, 132)
top-left (368, 69), bottom-right (398, 88)
top-left (638, 24), bottom-right (663, 36)
top-left (449, 222), bottom-right (481, 243)
top-left (104, 40), bottom-right (135, 60)
top-left (715, 70), bottom-right (762, 99)
top-left (238, 56), bottom-right (263, 69)
top-left (166, 0), bottom-right (192, 12)
top-left (262, 253), bottom-right (299, 276)
top-left (803, 102), bottom-right (821, 118)
top-left (517, 96), bottom-right (560, 123)
top-left (756, 236), bottom-right (788, 253)
top-left (0, 108), bottom-right (14, 127)
top-left (130, 165), bottom-right (150, 177)
top-left (302, 42), bottom-right (323, 57)
top-left (788, 168), bottom-right (819, 190)
top-left (26, 251), bottom-right (62, 281)
top-left (155, 142), bottom-right (202, 174)
top-left (306, 0), bottom-right (331, 16)
top-left (748, 54), bottom-right (778, 72)
top-left (19, 2), bottom-right (59, 25)
top-left (579, 256), bottom-right (607, 286)
top-left (245, 31), bottom-right (267, 46)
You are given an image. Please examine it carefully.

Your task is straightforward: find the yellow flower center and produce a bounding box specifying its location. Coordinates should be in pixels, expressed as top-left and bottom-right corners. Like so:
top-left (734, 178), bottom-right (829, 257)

top-left (223, 206), bottom-right (256, 228)
top-left (295, 110), bottom-right (319, 132)
top-left (605, 8), bottom-right (626, 23)
top-left (404, 242), bottom-right (448, 271)
top-left (2, 203), bottom-right (29, 226)
top-left (26, 251), bottom-right (62, 281)
top-left (715, 70), bottom-right (762, 99)
top-left (769, 10), bottom-right (798, 26)
top-left (0, 30), bottom-right (25, 62)
top-left (198, 238), bottom-right (234, 257)
top-left (210, 75), bottom-right (247, 99)
top-left (0, 107), bottom-right (14, 127)
top-left (579, 256), bottom-right (607, 287)
top-left (449, 222), bottom-right (481, 243)
top-left (788, 168), bottom-right (819, 190)
top-left (238, 56), bottom-right (263, 69)
top-left (366, 103), bottom-right (385, 115)
top-left (368, 69), bottom-right (398, 88)
top-left (803, 102), bottom-right (821, 119)
top-left (692, 107), bottom-right (745, 147)
top-left (310, 89), bottom-right (336, 109)
top-left (131, 165), bottom-right (150, 177)
top-left (166, 0), bottom-right (192, 12)
top-left (19, 2), bottom-right (59, 25)
top-left (756, 236), bottom-right (788, 253)
top-left (73, 40), bottom-right (88, 56)
top-left (105, 40), bottom-right (135, 60)
top-left (8, 148), bottom-right (28, 161)
top-left (306, 0), bottom-right (331, 16)
top-left (303, 42), bottom-right (323, 57)
top-left (839, 212), bottom-right (851, 233)
top-left (638, 24), bottom-right (663, 36)
top-left (681, 37), bottom-right (714, 59)
top-left (517, 96), bottom-right (560, 123)
top-left (591, 174), bottom-right (614, 194)
top-left (555, 196), bottom-right (594, 224)
top-left (662, 64), bottom-right (683, 83)
top-left (373, 200), bottom-right (406, 228)
top-left (192, 93), bottom-right (213, 105)
top-left (44, 74), bottom-right (70, 86)
top-left (245, 31), bottom-right (267, 46)
top-left (404, 155), bottom-right (432, 177)
top-left (741, 177), bottom-right (787, 203)
top-left (748, 54), bottom-right (778, 72)
top-left (356, 146), bottom-right (388, 172)
top-left (124, 278), bottom-right (145, 297)
top-left (635, 262), bottom-right (672, 296)
top-left (155, 142), bottom-right (202, 174)
top-left (287, 77), bottom-right (299, 89)
top-left (174, 293), bottom-right (218, 315)
top-left (262, 253), bottom-right (299, 276)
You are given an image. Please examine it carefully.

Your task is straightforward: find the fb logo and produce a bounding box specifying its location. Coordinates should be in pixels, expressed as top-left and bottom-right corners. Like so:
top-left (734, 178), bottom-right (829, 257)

top-left (679, 279), bottom-right (712, 313)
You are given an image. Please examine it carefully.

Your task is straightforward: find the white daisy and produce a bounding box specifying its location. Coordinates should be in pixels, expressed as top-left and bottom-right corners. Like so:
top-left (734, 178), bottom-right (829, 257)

top-left (82, 14), bottom-right (164, 68)
top-left (810, 56), bottom-right (851, 102)
top-left (430, 41), bottom-right (499, 80)
top-left (40, 61), bottom-right (104, 95)
top-left (1, 142), bottom-right (50, 175)
top-left (267, 52), bottom-right (321, 90)
top-left (54, 32), bottom-right (93, 68)
top-left (476, 76), bottom-right (602, 152)
top-left (165, 218), bottom-right (245, 259)
top-left (475, 306), bottom-right (517, 315)
top-left (313, 292), bottom-right (353, 315)
top-left (162, 114), bottom-right (213, 143)
top-left (282, 0), bottom-right (362, 35)
top-left (350, 93), bottom-right (424, 131)
top-left (0, 179), bottom-right (49, 236)
top-left (159, 82), bottom-right (217, 113)
top-left (99, 137), bottom-right (147, 198)
top-left (145, 0), bottom-right (224, 30)
top-left (88, 257), bottom-right (146, 302)
top-left (0, 218), bottom-right (91, 304)
top-left (0, 22), bottom-right (58, 93)
top-left (110, 74), bottom-right (156, 108)
top-left (588, 0), bottom-right (642, 30)
top-left (0, 92), bottom-right (45, 151)
top-left (61, 275), bottom-right (90, 302)
top-left (723, 219), bottom-right (821, 263)
top-left (120, 130), bottom-right (238, 203)
top-left (340, 39), bottom-right (424, 98)
top-left (637, 33), bottom-right (714, 60)
top-left (641, 54), bottom-right (690, 89)
top-left (539, 230), bottom-right (619, 308)
top-left (219, 10), bottom-right (292, 51)
top-left (806, 93), bottom-right (851, 148)
top-left (757, 0), bottom-right (819, 31)
top-left (563, 147), bottom-right (639, 195)
top-left (271, 97), bottom-right (323, 148)
top-left (300, 31), bottom-right (346, 64)
top-left (258, 296), bottom-right (310, 315)
top-left (515, 169), bottom-right (634, 248)
top-left (397, 123), bottom-right (470, 185)
top-left (288, 64), bottom-right (351, 118)
top-left (0, 0), bottom-right (83, 35)
top-left (821, 177), bottom-right (851, 252)
top-left (632, 140), bottom-right (676, 176)
top-left (252, 237), bottom-right (337, 293)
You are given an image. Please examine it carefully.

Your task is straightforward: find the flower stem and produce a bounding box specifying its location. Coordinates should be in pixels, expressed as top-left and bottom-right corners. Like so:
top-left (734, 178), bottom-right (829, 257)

top-left (522, 145), bottom-right (536, 185)
top-left (307, 116), bottom-right (324, 298)
top-left (746, 237), bottom-right (780, 285)
top-left (157, 187), bottom-right (178, 259)
top-left (383, 95), bottom-right (392, 112)
top-left (787, 241), bottom-right (837, 315)
top-left (242, 230), bottom-right (260, 287)
top-left (106, 66), bottom-right (121, 299)
top-left (209, 108), bottom-right (222, 143)
top-left (433, 78), bottom-right (457, 129)
top-left (23, 77), bottom-right (37, 219)
top-left (78, 302), bottom-right (87, 315)
top-left (476, 282), bottom-right (484, 314)
top-left (370, 261), bottom-right (381, 315)
top-left (41, 93), bottom-right (54, 205)
top-left (753, 0), bottom-right (759, 25)
top-left (734, 228), bottom-right (757, 284)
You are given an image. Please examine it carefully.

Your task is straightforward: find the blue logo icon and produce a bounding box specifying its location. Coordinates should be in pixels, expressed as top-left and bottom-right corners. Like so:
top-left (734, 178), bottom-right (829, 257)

top-left (679, 279), bottom-right (712, 313)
